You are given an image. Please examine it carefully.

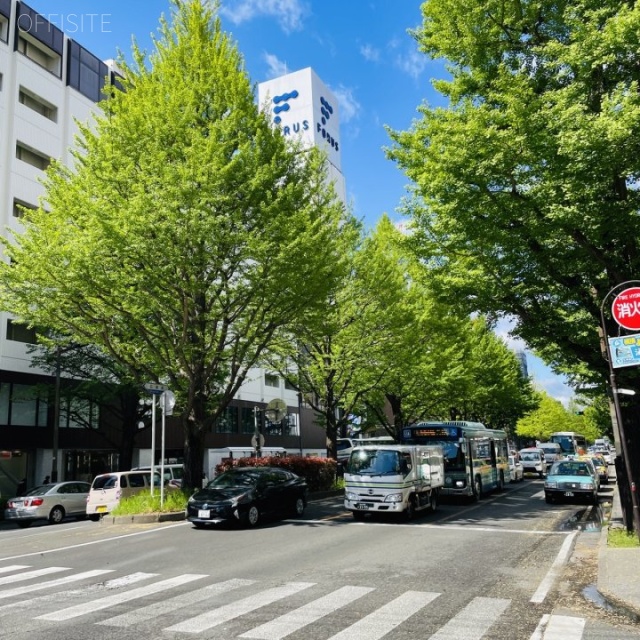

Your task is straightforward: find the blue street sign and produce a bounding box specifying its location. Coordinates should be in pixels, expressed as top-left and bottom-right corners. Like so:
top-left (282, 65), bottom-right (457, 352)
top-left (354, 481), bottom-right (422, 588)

top-left (609, 334), bottom-right (640, 368)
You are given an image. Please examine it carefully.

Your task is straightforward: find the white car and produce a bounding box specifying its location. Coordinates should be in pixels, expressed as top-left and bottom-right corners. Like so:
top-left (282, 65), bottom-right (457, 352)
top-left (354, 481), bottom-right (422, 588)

top-left (508, 456), bottom-right (524, 482)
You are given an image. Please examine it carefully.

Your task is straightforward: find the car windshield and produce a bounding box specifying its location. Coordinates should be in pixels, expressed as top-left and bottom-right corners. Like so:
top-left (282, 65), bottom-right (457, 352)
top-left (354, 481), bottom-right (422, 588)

top-left (210, 471), bottom-right (259, 488)
top-left (520, 452), bottom-right (539, 461)
top-left (551, 462), bottom-right (592, 476)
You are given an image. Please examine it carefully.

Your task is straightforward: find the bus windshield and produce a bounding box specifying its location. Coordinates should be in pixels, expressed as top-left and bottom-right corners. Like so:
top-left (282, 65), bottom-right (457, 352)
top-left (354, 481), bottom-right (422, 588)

top-left (550, 432), bottom-right (586, 455)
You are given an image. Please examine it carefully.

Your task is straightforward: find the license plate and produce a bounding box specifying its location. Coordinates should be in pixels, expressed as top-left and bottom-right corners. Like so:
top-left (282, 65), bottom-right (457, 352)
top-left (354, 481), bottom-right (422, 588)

top-left (198, 509), bottom-right (211, 518)
top-left (355, 503), bottom-right (372, 510)
top-left (564, 491), bottom-right (574, 497)
top-left (96, 505), bottom-right (107, 513)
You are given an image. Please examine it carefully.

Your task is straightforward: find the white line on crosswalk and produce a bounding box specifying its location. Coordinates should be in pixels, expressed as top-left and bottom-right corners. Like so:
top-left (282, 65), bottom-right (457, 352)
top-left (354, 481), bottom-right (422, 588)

top-left (0, 567), bottom-right (69, 585)
top-left (0, 565), bottom-right (30, 575)
top-left (0, 571), bottom-right (156, 617)
top-left (97, 578), bottom-right (256, 627)
top-left (240, 585), bottom-right (375, 640)
top-left (326, 590), bottom-right (439, 640)
top-left (429, 596), bottom-right (510, 640)
top-left (530, 614), bottom-right (586, 640)
top-left (36, 573), bottom-right (206, 621)
top-left (165, 582), bottom-right (316, 634)
top-left (0, 569), bottom-right (113, 600)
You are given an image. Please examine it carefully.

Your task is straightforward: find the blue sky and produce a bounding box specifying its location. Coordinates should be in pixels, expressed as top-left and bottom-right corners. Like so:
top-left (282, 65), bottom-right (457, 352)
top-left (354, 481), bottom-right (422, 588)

top-left (30, 0), bottom-right (575, 405)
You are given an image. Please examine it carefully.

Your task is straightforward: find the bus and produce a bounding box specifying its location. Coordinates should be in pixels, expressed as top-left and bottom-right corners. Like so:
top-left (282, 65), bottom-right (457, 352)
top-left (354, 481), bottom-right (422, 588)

top-left (400, 421), bottom-right (509, 499)
top-left (549, 431), bottom-right (587, 456)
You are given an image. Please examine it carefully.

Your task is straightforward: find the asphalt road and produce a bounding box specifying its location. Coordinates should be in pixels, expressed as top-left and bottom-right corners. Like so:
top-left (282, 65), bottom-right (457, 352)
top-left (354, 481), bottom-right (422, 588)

top-left (0, 477), bottom-right (638, 640)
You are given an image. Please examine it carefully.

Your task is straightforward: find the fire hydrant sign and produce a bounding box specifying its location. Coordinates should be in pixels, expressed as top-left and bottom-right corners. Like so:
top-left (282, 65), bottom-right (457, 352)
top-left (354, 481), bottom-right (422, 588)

top-left (612, 287), bottom-right (640, 330)
top-left (609, 334), bottom-right (640, 368)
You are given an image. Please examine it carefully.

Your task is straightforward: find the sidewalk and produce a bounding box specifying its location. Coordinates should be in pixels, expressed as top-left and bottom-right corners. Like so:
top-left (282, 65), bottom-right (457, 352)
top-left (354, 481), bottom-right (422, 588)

top-left (595, 482), bottom-right (640, 620)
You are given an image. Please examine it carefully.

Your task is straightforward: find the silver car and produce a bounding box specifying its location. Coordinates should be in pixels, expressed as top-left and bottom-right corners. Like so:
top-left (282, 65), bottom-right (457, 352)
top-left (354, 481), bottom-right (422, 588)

top-left (4, 481), bottom-right (91, 528)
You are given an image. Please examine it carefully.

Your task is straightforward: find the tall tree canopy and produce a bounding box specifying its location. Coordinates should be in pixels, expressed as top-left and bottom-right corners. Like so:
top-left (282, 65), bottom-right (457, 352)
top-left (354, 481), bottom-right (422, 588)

top-left (0, 0), bottom-right (349, 489)
top-left (387, 0), bottom-right (640, 389)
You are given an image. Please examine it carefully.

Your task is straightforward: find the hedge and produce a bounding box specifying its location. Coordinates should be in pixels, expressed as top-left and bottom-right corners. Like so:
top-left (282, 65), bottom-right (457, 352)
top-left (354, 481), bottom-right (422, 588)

top-left (214, 456), bottom-right (337, 492)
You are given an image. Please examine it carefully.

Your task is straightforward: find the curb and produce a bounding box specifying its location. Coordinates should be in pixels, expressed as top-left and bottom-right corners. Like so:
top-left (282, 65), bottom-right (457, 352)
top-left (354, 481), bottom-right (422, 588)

top-left (100, 511), bottom-right (186, 525)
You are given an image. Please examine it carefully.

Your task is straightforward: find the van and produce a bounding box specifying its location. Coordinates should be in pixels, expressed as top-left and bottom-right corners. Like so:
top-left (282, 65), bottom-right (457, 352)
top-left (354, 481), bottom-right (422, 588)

top-left (538, 442), bottom-right (563, 465)
top-left (518, 447), bottom-right (547, 478)
top-left (131, 464), bottom-right (184, 488)
top-left (86, 470), bottom-right (160, 520)
top-left (336, 436), bottom-right (395, 465)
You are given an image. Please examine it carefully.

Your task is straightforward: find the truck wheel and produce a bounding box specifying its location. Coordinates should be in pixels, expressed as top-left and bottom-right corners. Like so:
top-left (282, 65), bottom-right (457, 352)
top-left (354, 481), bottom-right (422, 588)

top-left (429, 491), bottom-right (437, 512)
top-left (404, 496), bottom-right (416, 521)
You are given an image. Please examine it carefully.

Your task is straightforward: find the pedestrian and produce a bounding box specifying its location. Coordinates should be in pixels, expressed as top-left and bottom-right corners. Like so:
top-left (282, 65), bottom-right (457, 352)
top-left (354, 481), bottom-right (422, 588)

top-left (43, 475), bottom-right (50, 484)
top-left (16, 478), bottom-right (27, 496)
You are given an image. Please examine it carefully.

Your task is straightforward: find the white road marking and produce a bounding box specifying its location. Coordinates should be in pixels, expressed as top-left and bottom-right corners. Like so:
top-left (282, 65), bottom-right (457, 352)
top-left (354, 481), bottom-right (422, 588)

top-left (429, 596), bottom-right (510, 640)
top-left (97, 578), bottom-right (255, 627)
top-left (165, 582), bottom-right (315, 634)
top-left (530, 613), bottom-right (586, 640)
top-left (0, 566), bottom-right (68, 585)
top-left (36, 573), bottom-right (202, 621)
top-left (0, 565), bottom-right (30, 574)
top-left (0, 569), bottom-right (113, 599)
top-left (326, 590), bottom-right (439, 640)
top-left (240, 585), bottom-right (374, 639)
top-left (530, 531), bottom-right (577, 603)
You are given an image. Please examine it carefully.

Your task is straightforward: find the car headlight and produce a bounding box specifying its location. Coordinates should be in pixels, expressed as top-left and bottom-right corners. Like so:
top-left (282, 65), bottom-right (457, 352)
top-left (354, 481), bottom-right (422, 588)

top-left (188, 495), bottom-right (196, 504)
top-left (445, 477), bottom-right (453, 486)
top-left (384, 493), bottom-right (403, 503)
top-left (581, 483), bottom-right (594, 490)
top-left (545, 482), bottom-right (557, 488)
top-left (455, 480), bottom-right (465, 488)
top-left (345, 491), bottom-right (358, 501)
top-left (231, 492), bottom-right (251, 507)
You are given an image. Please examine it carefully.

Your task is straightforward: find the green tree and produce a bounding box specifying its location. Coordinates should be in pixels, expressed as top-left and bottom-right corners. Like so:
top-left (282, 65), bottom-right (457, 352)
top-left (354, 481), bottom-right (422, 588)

top-left (387, 0), bottom-right (640, 389)
top-left (516, 391), bottom-right (581, 443)
top-left (0, 0), bottom-right (348, 490)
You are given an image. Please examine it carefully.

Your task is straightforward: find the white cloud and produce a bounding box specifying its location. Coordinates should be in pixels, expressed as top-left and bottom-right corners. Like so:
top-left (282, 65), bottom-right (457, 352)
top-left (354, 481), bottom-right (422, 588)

top-left (330, 84), bottom-right (360, 124)
top-left (262, 52), bottom-right (289, 79)
top-left (396, 48), bottom-right (428, 80)
top-left (220, 0), bottom-right (308, 33)
top-left (360, 43), bottom-right (380, 62)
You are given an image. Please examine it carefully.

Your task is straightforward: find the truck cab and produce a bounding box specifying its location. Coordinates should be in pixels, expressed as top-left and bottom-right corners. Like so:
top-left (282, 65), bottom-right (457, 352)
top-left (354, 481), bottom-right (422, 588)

top-left (343, 444), bottom-right (444, 521)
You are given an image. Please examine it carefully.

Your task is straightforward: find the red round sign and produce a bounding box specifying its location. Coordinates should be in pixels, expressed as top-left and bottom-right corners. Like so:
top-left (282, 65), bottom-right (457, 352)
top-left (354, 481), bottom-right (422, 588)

top-left (612, 287), bottom-right (640, 330)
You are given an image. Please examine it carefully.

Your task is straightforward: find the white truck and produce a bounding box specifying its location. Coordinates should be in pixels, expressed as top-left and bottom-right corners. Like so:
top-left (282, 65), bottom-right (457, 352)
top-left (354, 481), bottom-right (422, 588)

top-left (344, 444), bottom-right (444, 521)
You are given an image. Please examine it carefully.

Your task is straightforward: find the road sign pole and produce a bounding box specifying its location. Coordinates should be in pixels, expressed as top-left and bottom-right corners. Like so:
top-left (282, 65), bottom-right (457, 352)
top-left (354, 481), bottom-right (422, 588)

top-left (150, 395), bottom-right (156, 498)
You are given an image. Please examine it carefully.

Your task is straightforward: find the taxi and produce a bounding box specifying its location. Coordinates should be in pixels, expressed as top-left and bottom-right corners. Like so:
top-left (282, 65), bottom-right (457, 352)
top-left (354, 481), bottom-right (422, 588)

top-left (582, 453), bottom-right (609, 485)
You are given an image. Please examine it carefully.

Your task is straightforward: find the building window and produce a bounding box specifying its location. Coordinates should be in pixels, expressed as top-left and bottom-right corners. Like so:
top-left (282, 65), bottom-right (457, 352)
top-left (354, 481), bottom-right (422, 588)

top-left (6, 318), bottom-right (37, 344)
top-left (0, 382), bottom-right (48, 427)
top-left (265, 373), bottom-right (280, 388)
top-left (214, 406), bottom-right (238, 434)
top-left (241, 407), bottom-right (257, 435)
top-left (0, 14), bottom-right (7, 44)
top-left (12, 197), bottom-right (37, 218)
top-left (19, 87), bottom-right (57, 121)
top-left (67, 40), bottom-right (108, 103)
top-left (15, 5), bottom-right (63, 77)
top-left (16, 33), bottom-right (62, 76)
top-left (61, 396), bottom-right (99, 429)
top-left (284, 378), bottom-right (297, 391)
top-left (16, 142), bottom-right (51, 171)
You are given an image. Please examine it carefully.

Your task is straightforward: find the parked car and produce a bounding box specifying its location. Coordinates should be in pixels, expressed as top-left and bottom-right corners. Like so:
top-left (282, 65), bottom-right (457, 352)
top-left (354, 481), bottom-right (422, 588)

top-left (131, 464), bottom-right (184, 488)
top-left (508, 455), bottom-right (524, 482)
top-left (4, 481), bottom-right (91, 528)
top-left (518, 448), bottom-right (547, 478)
top-left (86, 470), bottom-right (160, 520)
top-left (544, 459), bottom-right (599, 505)
top-left (186, 466), bottom-right (308, 528)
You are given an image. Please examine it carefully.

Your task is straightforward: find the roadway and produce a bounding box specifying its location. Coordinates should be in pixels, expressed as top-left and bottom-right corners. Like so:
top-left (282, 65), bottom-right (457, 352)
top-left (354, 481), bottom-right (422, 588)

top-left (0, 476), bottom-right (637, 640)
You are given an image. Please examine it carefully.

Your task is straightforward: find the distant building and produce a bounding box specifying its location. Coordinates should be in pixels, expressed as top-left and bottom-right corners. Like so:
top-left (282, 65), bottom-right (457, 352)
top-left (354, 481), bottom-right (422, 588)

top-left (515, 350), bottom-right (529, 379)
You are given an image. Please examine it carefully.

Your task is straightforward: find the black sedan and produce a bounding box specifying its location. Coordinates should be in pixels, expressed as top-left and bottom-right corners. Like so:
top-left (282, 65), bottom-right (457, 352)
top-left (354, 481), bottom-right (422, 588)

top-left (186, 466), bottom-right (308, 528)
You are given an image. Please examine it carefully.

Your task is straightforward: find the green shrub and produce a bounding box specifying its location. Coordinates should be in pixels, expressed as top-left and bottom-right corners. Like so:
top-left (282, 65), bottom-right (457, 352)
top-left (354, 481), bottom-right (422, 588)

top-left (110, 488), bottom-right (189, 515)
top-left (214, 455), bottom-right (337, 492)
top-left (608, 527), bottom-right (640, 548)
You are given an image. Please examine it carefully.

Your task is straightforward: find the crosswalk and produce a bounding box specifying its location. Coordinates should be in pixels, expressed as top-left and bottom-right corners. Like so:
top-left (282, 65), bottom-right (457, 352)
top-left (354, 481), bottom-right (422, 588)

top-left (0, 563), bottom-right (595, 639)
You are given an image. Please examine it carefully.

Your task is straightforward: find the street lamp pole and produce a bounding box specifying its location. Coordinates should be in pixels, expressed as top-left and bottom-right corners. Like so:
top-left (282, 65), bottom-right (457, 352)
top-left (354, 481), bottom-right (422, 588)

top-left (51, 344), bottom-right (61, 483)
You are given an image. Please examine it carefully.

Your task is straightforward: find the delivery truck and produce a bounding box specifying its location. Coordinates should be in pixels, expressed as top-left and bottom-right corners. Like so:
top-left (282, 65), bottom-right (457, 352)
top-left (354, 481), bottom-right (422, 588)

top-left (344, 444), bottom-right (444, 521)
